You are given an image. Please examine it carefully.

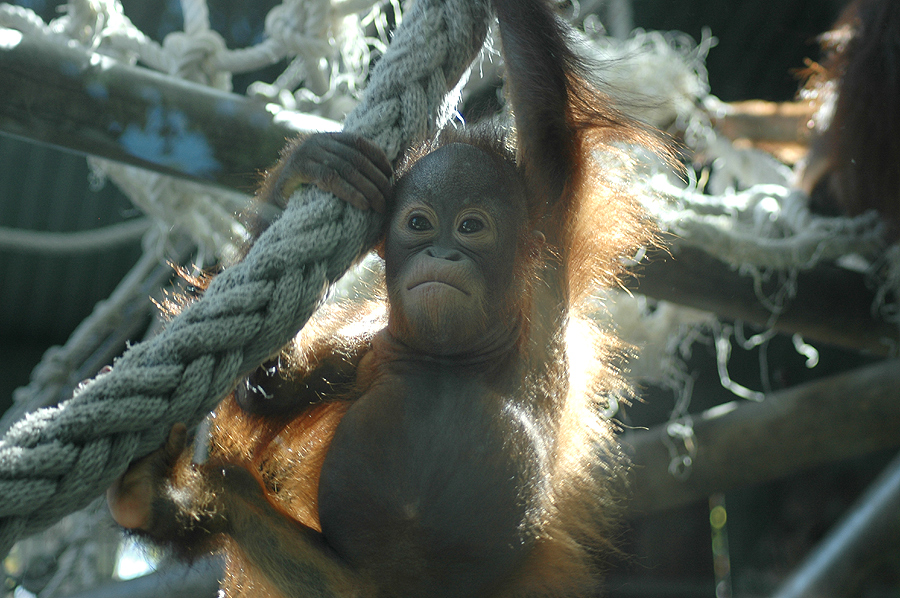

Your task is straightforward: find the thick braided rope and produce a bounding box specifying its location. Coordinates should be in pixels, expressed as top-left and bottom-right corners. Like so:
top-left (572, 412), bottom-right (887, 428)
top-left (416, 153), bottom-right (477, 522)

top-left (0, 0), bottom-right (491, 558)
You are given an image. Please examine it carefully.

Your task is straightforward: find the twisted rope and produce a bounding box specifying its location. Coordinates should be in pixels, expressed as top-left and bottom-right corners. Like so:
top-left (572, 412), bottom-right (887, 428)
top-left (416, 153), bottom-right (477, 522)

top-left (0, 0), bottom-right (491, 558)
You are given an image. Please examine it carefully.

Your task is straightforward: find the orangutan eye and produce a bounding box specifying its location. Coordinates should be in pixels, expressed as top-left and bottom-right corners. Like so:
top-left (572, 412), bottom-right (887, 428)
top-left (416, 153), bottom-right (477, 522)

top-left (458, 218), bottom-right (485, 234)
top-left (408, 215), bottom-right (433, 231)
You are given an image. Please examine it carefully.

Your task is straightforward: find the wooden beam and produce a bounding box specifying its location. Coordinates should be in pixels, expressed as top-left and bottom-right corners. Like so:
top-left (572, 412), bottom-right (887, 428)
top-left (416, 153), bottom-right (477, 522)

top-left (712, 100), bottom-right (813, 164)
top-left (714, 100), bottom-right (812, 144)
top-left (628, 243), bottom-right (900, 356)
top-left (0, 27), bottom-right (338, 191)
top-left (624, 359), bottom-right (900, 514)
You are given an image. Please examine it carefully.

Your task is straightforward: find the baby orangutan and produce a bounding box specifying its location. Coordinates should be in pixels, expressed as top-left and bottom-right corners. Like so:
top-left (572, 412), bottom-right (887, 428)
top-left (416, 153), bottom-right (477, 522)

top-left (108, 0), bottom-right (662, 595)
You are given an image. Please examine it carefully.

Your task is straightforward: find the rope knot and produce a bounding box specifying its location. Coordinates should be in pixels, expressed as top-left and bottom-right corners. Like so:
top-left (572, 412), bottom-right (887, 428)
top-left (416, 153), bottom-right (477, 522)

top-left (265, 0), bottom-right (334, 59)
top-left (162, 29), bottom-right (231, 88)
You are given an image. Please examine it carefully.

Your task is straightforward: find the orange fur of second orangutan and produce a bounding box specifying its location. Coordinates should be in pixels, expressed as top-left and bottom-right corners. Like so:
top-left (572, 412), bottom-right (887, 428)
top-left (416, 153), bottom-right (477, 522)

top-left (800, 0), bottom-right (900, 240)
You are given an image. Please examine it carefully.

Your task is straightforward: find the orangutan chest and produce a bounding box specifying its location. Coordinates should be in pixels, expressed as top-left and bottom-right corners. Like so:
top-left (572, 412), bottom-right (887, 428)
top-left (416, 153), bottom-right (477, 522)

top-left (316, 370), bottom-right (539, 591)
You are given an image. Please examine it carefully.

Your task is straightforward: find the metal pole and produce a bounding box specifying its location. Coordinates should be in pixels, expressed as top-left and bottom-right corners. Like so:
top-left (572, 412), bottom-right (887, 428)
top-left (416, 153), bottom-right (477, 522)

top-left (771, 450), bottom-right (900, 598)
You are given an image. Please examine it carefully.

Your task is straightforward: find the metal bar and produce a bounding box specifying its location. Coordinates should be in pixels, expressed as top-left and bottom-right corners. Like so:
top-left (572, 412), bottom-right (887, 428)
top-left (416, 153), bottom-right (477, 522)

top-left (57, 558), bottom-right (223, 598)
top-left (771, 450), bottom-right (900, 598)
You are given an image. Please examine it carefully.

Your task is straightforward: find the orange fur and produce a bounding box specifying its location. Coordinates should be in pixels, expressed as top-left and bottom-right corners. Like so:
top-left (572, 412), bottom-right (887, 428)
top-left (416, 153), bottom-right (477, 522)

top-left (800, 0), bottom-right (900, 240)
top-left (210, 399), bottom-right (351, 598)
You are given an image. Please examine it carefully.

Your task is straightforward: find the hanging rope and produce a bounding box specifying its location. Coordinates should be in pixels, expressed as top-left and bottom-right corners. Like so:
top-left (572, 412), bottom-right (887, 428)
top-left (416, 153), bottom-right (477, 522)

top-left (0, 220), bottom-right (150, 254)
top-left (0, 0), bottom-right (491, 559)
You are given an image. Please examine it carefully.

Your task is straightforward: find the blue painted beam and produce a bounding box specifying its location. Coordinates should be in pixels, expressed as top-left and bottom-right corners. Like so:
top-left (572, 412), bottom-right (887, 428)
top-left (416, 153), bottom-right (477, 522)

top-left (0, 27), bottom-right (339, 191)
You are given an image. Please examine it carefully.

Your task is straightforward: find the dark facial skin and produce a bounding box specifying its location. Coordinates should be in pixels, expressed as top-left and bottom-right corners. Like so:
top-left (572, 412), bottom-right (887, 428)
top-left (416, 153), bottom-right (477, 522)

top-left (384, 143), bottom-right (527, 357)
